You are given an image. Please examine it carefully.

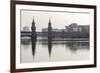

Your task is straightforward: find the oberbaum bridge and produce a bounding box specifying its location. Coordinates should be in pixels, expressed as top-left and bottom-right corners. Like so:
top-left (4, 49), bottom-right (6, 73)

top-left (21, 17), bottom-right (52, 40)
top-left (21, 17), bottom-right (89, 41)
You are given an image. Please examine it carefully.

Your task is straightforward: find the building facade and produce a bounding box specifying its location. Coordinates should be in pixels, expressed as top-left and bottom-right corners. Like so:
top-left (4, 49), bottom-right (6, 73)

top-left (42, 22), bottom-right (89, 38)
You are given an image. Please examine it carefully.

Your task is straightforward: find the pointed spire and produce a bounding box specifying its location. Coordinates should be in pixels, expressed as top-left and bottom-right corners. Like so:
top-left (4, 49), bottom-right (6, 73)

top-left (48, 18), bottom-right (52, 27)
top-left (49, 18), bottom-right (51, 25)
top-left (31, 16), bottom-right (36, 32)
top-left (48, 17), bottom-right (52, 32)
top-left (32, 16), bottom-right (35, 25)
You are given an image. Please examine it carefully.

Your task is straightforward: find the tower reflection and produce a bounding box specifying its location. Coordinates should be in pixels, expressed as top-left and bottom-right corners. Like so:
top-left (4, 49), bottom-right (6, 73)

top-left (48, 36), bottom-right (52, 58)
top-left (31, 36), bottom-right (37, 57)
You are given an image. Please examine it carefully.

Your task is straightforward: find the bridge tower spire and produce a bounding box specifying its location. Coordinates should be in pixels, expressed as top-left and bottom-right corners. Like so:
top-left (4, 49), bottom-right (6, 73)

top-left (31, 16), bottom-right (36, 32)
top-left (31, 16), bottom-right (37, 41)
top-left (48, 18), bottom-right (52, 32)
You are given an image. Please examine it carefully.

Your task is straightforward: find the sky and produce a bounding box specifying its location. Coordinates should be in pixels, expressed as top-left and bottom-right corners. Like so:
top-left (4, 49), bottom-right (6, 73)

top-left (21, 9), bottom-right (90, 32)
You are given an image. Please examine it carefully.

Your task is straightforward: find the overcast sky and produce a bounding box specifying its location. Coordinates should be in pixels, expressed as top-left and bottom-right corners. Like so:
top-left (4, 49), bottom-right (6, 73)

top-left (21, 10), bottom-right (90, 32)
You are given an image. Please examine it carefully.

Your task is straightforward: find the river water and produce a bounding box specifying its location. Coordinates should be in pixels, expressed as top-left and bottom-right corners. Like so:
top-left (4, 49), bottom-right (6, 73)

top-left (21, 37), bottom-right (89, 63)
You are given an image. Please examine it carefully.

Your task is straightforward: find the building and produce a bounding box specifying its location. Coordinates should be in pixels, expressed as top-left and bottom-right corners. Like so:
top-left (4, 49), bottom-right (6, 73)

top-left (41, 22), bottom-right (89, 38)
top-left (21, 18), bottom-right (89, 38)
top-left (42, 23), bottom-right (89, 33)
top-left (23, 26), bottom-right (30, 32)
top-left (42, 28), bottom-right (62, 32)
top-left (65, 23), bottom-right (89, 33)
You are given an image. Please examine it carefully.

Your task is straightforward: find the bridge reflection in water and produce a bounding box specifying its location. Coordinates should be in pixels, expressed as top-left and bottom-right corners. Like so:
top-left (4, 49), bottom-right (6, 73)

top-left (21, 36), bottom-right (89, 63)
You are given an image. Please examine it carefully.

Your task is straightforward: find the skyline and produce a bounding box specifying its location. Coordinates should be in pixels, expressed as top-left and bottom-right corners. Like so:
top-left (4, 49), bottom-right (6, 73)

top-left (22, 23), bottom-right (89, 32)
top-left (21, 10), bottom-right (90, 32)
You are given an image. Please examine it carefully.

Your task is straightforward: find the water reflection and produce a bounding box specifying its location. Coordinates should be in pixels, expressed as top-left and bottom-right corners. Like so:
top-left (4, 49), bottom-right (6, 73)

top-left (21, 37), bottom-right (31, 45)
top-left (65, 41), bottom-right (89, 52)
top-left (31, 36), bottom-right (37, 58)
top-left (48, 36), bottom-right (52, 57)
top-left (39, 40), bottom-right (89, 52)
top-left (21, 37), bottom-right (89, 63)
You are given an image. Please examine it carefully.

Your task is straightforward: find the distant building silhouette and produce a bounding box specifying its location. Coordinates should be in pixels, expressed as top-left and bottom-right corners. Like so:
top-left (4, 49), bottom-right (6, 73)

top-left (23, 26), bottom-right (30, 32)
top-left (42, 23), bottom-right (89, 33)
top-left (21, 18), bottom-right (89, 38)
top-left (42, 23), bottom-right (89, 38)
top-left (66, 23), bottom-right (89, 33)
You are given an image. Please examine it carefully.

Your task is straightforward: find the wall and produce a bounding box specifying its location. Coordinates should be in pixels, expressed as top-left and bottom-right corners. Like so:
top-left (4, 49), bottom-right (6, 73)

top-left (0, 0), bottom-right (100, 73)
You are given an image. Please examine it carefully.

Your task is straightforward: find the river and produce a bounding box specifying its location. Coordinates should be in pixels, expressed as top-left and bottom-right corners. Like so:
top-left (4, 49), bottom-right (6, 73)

top-left (21, 37), bottom-right (89, 63)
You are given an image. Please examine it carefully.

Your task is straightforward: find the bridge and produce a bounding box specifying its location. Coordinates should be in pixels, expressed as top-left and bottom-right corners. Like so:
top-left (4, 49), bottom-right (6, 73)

top-left (21, 31), bottom-right (48, 37)
top-left (21, 31), bottom-right (89, 38)
top-left (21, 31), bottom-right (31, 37)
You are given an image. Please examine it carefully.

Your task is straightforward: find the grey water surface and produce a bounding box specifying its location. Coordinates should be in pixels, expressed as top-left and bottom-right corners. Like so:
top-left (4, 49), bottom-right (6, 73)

top-left (21, 37), bottom-right (89, 63)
